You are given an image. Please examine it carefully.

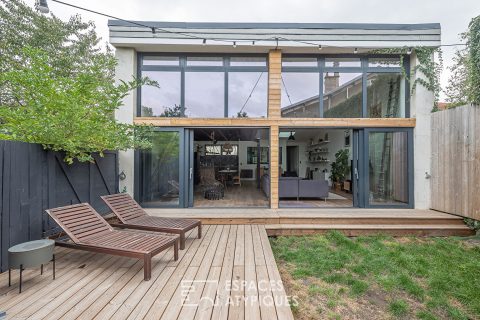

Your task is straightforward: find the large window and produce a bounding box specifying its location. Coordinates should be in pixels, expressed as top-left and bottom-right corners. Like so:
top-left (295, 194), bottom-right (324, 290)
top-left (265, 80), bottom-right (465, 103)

top-left (367, 73), bottom-right (405, 118)
top-left (281, 73), bottom-right (320, 118)
top-left (247, 147), bottom-right (269, 164)
top-left (368, 131), bottom-right (409, 205)
top-left (139, 55), bottom-right (267, 118)
top-left (281, 55), bottom-right (407, 118)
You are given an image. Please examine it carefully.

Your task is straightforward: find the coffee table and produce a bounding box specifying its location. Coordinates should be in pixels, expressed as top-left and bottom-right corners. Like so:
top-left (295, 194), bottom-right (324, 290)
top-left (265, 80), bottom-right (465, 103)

top-left (8, 239), bottom-right (55, 293)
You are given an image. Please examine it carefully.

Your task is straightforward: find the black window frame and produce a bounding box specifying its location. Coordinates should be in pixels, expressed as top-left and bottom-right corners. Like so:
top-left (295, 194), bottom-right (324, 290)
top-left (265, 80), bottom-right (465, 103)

top-left (281, 54), bottom-right (410, 118)
top-left (137, 53), bottom-right (268, 117)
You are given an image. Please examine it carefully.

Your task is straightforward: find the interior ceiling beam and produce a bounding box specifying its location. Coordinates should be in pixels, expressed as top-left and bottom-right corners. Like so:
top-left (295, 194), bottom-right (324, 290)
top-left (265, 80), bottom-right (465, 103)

top-left (134, 117), bottom-right (416, 128)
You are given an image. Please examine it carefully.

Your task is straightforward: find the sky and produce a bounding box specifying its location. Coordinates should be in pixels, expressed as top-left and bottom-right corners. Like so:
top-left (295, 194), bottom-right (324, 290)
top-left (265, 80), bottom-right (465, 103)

top-left (25, 0), bottom-right (480, 102)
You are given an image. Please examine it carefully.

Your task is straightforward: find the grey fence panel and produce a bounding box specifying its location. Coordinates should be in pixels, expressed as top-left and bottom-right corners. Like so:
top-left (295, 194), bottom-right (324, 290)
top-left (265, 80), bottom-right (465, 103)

top-left (0, 141), bottom-right (118, 272)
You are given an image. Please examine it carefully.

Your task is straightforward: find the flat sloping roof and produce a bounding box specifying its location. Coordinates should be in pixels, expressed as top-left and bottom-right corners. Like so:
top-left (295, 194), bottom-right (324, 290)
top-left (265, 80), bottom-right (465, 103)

top-left (108, 20), bottom-right (441, 53)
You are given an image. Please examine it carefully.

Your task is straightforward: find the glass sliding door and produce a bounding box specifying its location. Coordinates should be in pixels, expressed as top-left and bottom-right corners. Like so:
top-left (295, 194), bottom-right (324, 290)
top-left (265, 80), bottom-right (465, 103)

top-left (138, 129), bottom-right (185, 207)
top-left (364, 129), bottom-right (413, 207)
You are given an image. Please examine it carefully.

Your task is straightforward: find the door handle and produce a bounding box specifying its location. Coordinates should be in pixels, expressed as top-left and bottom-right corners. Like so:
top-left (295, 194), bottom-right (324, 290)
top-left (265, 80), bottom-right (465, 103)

top-left (189, 167), bottom-right (193, 180)
top-left (354, 167), bottom-right (359, 180)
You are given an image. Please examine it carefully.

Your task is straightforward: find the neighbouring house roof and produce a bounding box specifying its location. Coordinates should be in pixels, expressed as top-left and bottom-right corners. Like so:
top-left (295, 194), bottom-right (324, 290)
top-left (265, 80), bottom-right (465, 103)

top-left (281, 74), bottom-right (363, 114)
top-left (108, 20), bottom-right (441, 53)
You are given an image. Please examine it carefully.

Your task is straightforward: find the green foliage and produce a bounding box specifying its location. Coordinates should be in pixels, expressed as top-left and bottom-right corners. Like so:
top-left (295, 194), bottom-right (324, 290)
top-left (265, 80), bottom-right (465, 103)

top-left (271, 232), bottom-right (480, 319)
top-left (369, 47), bottom-right (443, 110)
top-left (464, 218), bottom-right (480, 233)
top-left (330, 149), bottom-right (350, 183)
top-left (389, 299), bottom-right (409, 317)
top-left (160, 104), bottom-right (184, 117)
top-left (236, 111), bottom-right (248, 118)
top-left (446, 15), bottom-right (480, 106)
top-left (0, 0), bottom-right (156, 163)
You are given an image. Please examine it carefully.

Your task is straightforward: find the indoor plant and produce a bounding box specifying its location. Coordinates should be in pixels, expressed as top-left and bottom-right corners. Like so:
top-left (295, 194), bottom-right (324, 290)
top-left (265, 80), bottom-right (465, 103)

top-left (330, 149), bottom-right (350, 191)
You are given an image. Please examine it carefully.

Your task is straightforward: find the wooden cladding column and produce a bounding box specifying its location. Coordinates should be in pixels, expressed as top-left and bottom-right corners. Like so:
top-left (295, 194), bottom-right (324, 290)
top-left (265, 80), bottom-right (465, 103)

top-left (268, 50), bottom-right (282, 209)
top-left (270, 125), bottom-right (279, 209)
top-left (268, 50), bottom-right (282, 118)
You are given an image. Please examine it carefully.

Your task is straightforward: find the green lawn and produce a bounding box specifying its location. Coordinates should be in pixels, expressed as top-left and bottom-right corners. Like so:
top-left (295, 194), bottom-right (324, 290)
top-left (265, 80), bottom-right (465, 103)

top-left (270, 232), bottom-right (480, 320)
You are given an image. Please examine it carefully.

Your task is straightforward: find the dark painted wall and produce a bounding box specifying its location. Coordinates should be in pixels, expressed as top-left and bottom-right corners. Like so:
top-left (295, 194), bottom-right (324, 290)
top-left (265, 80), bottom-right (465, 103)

top-left (0, 141), bottom-right (118, 272)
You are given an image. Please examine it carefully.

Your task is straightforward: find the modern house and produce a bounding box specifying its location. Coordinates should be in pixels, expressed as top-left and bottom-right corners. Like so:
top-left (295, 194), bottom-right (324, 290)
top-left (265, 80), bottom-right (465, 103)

top-left (110, 21), bottom-right (439, 211)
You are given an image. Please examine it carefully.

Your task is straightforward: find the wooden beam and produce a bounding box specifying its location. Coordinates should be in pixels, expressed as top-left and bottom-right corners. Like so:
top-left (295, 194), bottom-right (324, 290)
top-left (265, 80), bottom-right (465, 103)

top-left (270, 126), bottom-right (279, 209)
top-left (268, 50), bottom-right (282, 118)
top-left (134, 117), bottom-right (416, 128)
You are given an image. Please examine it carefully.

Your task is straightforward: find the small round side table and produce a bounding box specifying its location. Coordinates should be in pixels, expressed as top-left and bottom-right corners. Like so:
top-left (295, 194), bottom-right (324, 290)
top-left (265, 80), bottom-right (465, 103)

top-left (8, 239), bottom-right (55, 293)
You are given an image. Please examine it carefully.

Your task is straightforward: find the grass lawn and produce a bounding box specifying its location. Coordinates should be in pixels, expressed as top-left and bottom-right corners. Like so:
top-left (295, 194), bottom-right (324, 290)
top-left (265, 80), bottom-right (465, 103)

top-left (270, 232), bottom-right (480, 320)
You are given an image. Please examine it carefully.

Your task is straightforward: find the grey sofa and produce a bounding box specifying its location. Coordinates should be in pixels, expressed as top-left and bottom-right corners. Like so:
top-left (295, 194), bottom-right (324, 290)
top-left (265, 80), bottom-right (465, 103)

top-left (261, 175), bottom-right (329, 200)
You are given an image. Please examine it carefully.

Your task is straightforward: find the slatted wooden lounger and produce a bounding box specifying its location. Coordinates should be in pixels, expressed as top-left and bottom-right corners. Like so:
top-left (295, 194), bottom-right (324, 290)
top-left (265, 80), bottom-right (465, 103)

top-left (101, 193), bottom-right (202, 250)
top-left (46, 203), bottom-right (179, 281)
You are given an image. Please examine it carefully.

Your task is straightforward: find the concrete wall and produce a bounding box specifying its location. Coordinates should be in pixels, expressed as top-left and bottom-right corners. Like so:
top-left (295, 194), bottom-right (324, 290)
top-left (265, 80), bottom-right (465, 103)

top-left (410, 52), bottom-right (433, 209)
top-left (114, 48), bottom-right (137, 195)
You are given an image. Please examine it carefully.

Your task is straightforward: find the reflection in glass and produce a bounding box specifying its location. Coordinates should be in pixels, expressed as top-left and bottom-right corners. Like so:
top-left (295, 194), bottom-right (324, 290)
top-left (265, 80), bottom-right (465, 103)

top-left (280, 73), bottom-right (319, 118)
top-left (187, 57), bottom-right (223, 66)
top-left (185, 72), bottom-right (225, 117)
top-left (141, 131), bottom-right (180, 206)
top-left (282, 58), bottom-right (318, 67)
top-left (325, 58), bottom-right (361, 67)
top-left (367, 73), bottom-right (405, 117)
top-left (143, 56), bottom-right (179, 66)
top-left (228, 72), bottom-right (267, 117)
top-left (323, 73), bottom-right (362, 118)
top-left (141, 71), bottom-right (181, 117)
top-left (230, 57), bottom-right (266, 67)
top-left (368, 132), bottom-right (408, 205)
top-left (368, 58), bottom-right (401, 67)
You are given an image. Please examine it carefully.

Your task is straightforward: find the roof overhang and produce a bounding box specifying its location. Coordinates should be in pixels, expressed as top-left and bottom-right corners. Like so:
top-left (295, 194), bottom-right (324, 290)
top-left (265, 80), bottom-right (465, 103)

top-left (108, 20), bottom-right (441, 53)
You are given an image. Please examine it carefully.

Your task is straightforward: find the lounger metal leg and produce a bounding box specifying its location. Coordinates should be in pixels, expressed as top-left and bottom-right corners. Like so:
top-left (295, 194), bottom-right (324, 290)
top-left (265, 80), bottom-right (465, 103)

top-left (41, 264), bottom-right (43, 275)
top-left (52, 254), bottom-right (56, 280)
top-left (198, 225), bottom-right (202, 239)
top-left (8, 269), bottom-right (11, 287)
top-left (19, 264), bottom-right (23, 294)
top-left (180, 233), bottom-right (186, 250)
top-left (174, 240), bottom-right (179, 261)
top-left (143, 255), bottom-right (152, 281)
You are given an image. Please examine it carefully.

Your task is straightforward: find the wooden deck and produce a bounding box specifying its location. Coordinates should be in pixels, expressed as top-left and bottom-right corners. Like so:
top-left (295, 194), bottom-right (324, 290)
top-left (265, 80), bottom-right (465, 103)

top-left (0, 225), bottom-right (294, 320)
top-left (145, 208), bottom-right (473, 237)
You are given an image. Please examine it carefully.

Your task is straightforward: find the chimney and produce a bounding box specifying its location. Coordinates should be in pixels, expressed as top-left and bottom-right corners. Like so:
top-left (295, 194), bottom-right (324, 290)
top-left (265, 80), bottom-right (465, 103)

top-left (324, 61), bottom-right (340, 93)
top-left (324, 72), bottom-right (340, 93)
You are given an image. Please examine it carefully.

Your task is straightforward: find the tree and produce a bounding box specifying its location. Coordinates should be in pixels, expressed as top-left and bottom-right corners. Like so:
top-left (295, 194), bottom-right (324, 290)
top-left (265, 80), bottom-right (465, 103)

top-left (159, 104), bottom-right (184, 117)
top-left (446, 15), bottom-right (480, 106)
top-left (0, 0), bottom-right (156, 163)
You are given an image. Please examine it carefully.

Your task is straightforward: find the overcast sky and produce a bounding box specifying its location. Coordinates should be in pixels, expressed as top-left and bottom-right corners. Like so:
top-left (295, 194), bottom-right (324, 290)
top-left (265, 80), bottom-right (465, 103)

top-left (26, 0), bottom-right (480, 101)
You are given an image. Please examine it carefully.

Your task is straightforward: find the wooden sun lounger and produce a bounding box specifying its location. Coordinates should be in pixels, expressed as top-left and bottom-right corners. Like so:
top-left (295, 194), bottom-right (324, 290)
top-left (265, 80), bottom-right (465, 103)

top-left (46, 203), bottom-right (179, 281)
top-left (101, 193), bottom-right (202, 250)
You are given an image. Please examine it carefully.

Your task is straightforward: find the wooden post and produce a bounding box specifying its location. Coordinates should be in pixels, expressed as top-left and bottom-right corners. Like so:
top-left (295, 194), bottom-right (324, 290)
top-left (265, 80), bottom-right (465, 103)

top-left (270, 125), bottom-right (279, 209)
top-left (268, 50), bottom-right (282, 119)
top-left (268, 50), bottom-right (282, 209)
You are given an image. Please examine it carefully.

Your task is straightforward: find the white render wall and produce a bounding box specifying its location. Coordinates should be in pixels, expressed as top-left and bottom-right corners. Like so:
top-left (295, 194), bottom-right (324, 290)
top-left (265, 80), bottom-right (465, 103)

top-left (115, 48), bottom-right (137, 195)
top-left (410, 52), bottom-right (433, 209)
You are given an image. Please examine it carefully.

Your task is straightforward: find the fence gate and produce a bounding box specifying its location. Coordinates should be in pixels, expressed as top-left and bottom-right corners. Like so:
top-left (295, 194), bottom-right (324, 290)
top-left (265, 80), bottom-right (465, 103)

top-left (0, 141), bottom-right (118, 272)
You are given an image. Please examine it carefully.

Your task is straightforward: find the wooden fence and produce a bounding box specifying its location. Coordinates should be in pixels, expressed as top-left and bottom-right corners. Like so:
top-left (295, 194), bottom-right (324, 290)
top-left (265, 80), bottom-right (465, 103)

top-left (431, 105), bottom-right (480, 220)
top-left (0, 141), bottom-right (118, 272)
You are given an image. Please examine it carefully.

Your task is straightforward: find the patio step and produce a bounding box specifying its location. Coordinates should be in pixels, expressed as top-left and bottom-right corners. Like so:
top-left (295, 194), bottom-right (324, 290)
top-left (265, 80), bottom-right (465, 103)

top-left (265, 224), bottom-right (475, 237)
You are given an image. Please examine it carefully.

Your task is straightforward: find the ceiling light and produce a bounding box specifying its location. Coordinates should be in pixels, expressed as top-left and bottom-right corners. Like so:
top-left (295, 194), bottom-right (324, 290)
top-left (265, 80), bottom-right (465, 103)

top-left (318, 45), bottom-right (322, 51)
top-left (288, 131), bottom-right (295, 141)
top-left (407, 47), bottom-right (412, 55)
top-left (202, 39), bottom-right (206, 46)
top-left (354, 47), bottom-right (358, 54)
top-left (233, 42), bottom-right (237, 48)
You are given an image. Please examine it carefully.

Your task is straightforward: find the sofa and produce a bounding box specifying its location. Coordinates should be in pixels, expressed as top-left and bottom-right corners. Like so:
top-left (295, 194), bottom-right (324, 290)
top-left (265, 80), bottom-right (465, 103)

top-left (261, 175), bottom-right (329, 200)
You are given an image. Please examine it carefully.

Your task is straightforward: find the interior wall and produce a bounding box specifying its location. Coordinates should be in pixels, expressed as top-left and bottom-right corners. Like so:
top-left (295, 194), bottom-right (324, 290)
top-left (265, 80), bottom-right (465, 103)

top-left (194, 139), bottom-right (270, 180)
top-left (280, 129), bottom-right (352, 185)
